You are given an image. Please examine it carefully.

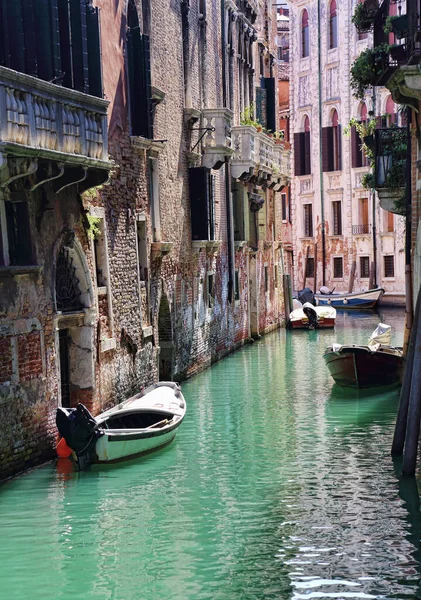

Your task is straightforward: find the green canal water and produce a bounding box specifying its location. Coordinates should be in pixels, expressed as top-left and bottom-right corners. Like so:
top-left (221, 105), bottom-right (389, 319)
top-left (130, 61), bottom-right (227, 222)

top-left (2, 308), bottom-right (420, 600)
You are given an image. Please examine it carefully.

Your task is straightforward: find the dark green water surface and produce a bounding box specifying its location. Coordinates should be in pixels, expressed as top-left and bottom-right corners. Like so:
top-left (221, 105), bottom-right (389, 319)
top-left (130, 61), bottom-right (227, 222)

top-left (2, 308), bottom-right (421, 600)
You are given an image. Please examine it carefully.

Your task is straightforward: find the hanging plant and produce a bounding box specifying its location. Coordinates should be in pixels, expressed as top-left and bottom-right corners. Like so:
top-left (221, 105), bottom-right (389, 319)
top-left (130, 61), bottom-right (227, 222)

top-left (350, 43), bottom-right (389, 100)
top-left (361, 172), bottom-right (376, 189)
top-left (351, 0), bottom-right (379, 33)
top-left (345, 117), bottom-right (377, 163)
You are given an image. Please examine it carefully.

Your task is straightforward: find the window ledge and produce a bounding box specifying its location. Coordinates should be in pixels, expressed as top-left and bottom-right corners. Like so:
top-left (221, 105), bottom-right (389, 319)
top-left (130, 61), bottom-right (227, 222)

top-left (100, 337), bottom-right (116, 353)
top-left (329, 235), bottom-right (343, 239)
top-left (0, 265), bottom-right (43, 277)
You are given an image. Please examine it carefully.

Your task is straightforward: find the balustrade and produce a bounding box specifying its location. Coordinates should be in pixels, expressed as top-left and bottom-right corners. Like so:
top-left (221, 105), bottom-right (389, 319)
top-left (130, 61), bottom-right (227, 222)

top-left (0, 65), bottom-right (108, 166)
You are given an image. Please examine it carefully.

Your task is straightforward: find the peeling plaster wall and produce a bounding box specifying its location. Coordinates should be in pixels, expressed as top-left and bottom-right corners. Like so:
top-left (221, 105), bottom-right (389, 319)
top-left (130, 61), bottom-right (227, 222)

top-left (289, 0), bottom-right (406, 297)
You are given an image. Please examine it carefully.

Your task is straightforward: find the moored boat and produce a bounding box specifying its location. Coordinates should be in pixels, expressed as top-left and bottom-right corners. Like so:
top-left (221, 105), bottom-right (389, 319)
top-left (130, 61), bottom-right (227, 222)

top-left (290, 302), bottom-right (336, 329)
top-left (323, 324), bottom-right (404, 388)
top-left (56, 381), bottom-right (186, 469)
top-left (314, 287), bottom-right (384, 309)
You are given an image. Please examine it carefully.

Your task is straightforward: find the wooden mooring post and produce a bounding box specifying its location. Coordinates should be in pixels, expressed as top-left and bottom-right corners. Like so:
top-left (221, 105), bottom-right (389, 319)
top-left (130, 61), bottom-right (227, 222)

top-left (391, 288), bottom-right (421, 457)
top-left (391, 286), bottom-right (421, 475)
top-left (348, 260), bottom-right (356, 293)
top-left (283, 274), bottom-right (292, 326)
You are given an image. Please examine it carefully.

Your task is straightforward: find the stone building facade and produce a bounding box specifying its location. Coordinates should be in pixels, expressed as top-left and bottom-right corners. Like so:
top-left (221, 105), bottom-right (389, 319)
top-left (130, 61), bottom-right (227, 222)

top-left (0, 0), bottom-right (289, 480)
top-left (289, 0), bottom-right (405, 302)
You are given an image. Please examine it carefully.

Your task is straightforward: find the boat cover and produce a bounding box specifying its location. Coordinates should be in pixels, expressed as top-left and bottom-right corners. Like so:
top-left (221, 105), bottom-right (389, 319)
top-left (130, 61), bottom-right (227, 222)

top-left (297, 288), bottom-right (314, 305)
top-left (56, 404), bottom-right (103, 455)
top-left (368, 323), bottom-right (391, 347)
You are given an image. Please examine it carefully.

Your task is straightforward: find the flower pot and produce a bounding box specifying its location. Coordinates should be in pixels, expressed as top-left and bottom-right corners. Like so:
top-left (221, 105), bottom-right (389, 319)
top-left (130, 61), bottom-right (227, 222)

top-left (376, 187), bottom-right (404, 214)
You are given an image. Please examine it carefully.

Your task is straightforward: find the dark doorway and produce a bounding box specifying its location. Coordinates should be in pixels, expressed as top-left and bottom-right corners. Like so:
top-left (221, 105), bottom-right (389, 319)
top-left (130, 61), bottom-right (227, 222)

top-left (59, 329), bottom-right (71, 407)
top-left (158, 294), bottom-right (173, 381)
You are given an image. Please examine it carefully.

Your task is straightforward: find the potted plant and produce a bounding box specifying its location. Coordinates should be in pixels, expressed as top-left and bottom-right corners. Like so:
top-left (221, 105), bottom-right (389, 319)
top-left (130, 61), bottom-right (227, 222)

top-left (351, 0), bottom-right (379, 33)
top-left (350, 43), bottom-right (389, 100)
top-left (240, 103), bottom-right (260, 129)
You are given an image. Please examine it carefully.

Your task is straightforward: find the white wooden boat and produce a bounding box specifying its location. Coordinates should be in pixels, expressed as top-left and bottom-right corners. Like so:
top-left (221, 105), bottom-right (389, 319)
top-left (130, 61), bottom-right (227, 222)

top-left (56, 382), bottom-right (186, 469)
top-left (314, 287), bottom-right (384, 309)
top-left (290, 302), bottom-right (336, 329)
top-left (323, 323), bottom-right (404, 388)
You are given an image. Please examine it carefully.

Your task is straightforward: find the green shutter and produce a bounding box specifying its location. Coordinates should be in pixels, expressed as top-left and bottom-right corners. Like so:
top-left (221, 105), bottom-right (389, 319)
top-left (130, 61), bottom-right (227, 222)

top-left (70, 0), bottom-right (89, 92)
top-left (264, 77), bottom-right (276, 133)
top-left (86, 4), bottom-right (102, 97)
top-left (58, 0), bottom-right (72, 88)
top-left (2, 0), bottom-right (26, 72)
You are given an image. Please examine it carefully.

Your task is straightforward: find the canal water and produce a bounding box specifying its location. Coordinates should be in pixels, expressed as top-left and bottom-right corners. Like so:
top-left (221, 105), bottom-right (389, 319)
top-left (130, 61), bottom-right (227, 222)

top-left (1, 308), bottom-right (420, 600)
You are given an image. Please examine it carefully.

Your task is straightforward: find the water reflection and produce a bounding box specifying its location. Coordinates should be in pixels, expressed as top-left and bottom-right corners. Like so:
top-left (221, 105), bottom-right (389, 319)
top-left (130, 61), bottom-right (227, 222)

top-left (2, 307), bottom-right (420, 600)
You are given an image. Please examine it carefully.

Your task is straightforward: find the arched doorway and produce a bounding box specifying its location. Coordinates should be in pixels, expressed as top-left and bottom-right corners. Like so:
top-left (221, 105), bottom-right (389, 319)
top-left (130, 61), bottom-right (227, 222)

top-left (158, 294), bottom-right (173, 380)
top-left (54, 233), bottom-right (95, 410)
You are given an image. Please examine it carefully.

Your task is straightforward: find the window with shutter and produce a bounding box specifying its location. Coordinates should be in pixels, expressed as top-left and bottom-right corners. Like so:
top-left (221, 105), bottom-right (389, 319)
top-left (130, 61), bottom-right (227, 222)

top-left (263, 78), bottom-right (276, 133)
top-left (2, 0), bottom-right (26, 72)
top-left (386, 211), bottom-right (394, 232)
top-left (189, 167), bottom-right (214, 241)
top-left (332, 201), bottom-right (342, 235)
top-left (333, 257), bottom-right (343, 278)
top-left (322, 126), bottom-right (333, 172)
top-left (304, 204), bottom-right (313, 237)
top-left (294, 132), bottom-right (303, 176)
top-left (86, 4), bottom-right (102, 97)
top-left (281, 193), bottom-right (287, 221)
top-left (306, 257), bottom-right (314, 277)
top-left (69, 0), bottom-right (89, 93)
top-left (360, 256), bottom-right (370, 278)
top-left (384, 255), bottom-right (395, 277)
top-left (4, 199), bottom-right (33, 266)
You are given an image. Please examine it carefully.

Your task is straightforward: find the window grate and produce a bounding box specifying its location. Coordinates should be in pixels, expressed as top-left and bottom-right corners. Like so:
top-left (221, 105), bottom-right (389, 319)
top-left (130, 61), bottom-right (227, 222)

top-left (332, 201), bottom-right (342, 235)
top-left (360, 256), bottom-right (370, 278)
top-left (56, 247), bottom-right (83, 312)
top-left (304, 204), bottom-right (313, 237)
top-left (333, 257), bottom-right (343, 278)
top-left (384, 255), bottom-right (395, 278)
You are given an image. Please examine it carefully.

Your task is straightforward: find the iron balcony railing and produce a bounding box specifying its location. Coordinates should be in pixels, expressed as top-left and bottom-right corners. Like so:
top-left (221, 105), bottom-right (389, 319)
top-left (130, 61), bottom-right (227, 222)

top-left (375, 127), bottom-right (406, 189)
top-left (352, 224), bottom-right (371, 235)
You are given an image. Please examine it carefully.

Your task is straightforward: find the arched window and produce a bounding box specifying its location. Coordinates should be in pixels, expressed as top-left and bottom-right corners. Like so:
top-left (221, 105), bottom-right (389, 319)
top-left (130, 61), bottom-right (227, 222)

top-left (322, 110), bottom-right (341, 172)
top-left (385, 96), bottom-right (397, 126)
top-left (329, 0), bottom-right (338, 49)
top-left (301, 10), bottom-right (309, 58)
top-left (294, 115), bottom-right (311, 175)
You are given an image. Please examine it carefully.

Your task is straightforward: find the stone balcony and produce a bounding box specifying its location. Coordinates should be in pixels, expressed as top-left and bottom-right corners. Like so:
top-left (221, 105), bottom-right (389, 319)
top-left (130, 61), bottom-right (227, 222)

top-left (202, 108), bottom-right (234, 170)
top-left (231, 125), bottom-right (290, 188)
top-left (0, 65), bottom-right (110, 190)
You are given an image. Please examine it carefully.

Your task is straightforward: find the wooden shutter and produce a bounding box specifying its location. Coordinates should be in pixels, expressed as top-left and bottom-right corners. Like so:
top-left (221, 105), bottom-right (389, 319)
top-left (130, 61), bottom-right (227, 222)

top-left (255, 86), bottom-right (267, 128)
top-left (294, 132), bottom-right (302, 176)
top-left (58, 0), bottom-right (73, 88)
top-left (50, 0), bottom-right (62, 81)
top-left (22, 0), bottom-right (37, 75)
top-left (2, 0), bottom-right (26, 72)
top-left (34, 0), bottom-right (54, 81)
top-left (70, 0), bottom-right (89, 93)
top-left (351, 126), bottom-right (359, 168)
top-left (336, 124), bottom-right (342, 171)
top-left (189, 167), bottom-right (212, 241)
top-left (322, 126), bottom-right (333, 172)
top-left (264, 77), bottom-right (276, 132)
top-left (140, 34), bottom-right (153, 139)
top-left (304, 130), bottom-right (311, 174)
top-left (86, 4), bottom-right (102, 97)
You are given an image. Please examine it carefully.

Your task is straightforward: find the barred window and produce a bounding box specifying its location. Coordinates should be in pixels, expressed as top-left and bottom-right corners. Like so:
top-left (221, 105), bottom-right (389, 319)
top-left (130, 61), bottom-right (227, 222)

top-left (306, 257), bottom-right (315, 278)
top-left (333, 256), bottom-right (343, 278)
top-left (360, 256), bottom-right (370, 278)
top-left (281, 194), bottom-right (287, 221)
top-left (304, 204), bottom-right (313, 237)
top-left (332, 201), bottom-right (342, 235)
top-left (384, 255), bottom-right (395, 278)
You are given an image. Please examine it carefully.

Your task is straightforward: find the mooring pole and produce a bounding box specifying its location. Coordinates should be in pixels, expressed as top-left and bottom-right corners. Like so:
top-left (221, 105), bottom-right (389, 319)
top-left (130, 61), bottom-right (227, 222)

top-left (392, 287), bottom-right (421, 456)
top-left (402, 309), bottom-right (421, 476)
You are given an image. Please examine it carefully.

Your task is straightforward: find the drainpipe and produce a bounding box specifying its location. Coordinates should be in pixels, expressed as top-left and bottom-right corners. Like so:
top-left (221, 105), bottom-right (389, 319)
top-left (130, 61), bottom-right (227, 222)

top-left (317, 0), bottom-right (326, 286)
top-left (221, 0), bottom-right (234, 302)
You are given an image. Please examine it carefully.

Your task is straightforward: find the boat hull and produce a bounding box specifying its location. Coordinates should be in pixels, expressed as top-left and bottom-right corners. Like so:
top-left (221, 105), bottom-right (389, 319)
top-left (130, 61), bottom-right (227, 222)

top-left (290, 305), bottom-right (336, 329)
top-left (314, 288), bottom-right (384, 309)
top-left (323, 345), bottom-right (404, 388)
top-left (290, 316), bottom-right (335, 329)
top-left (94, 423), bottom-right (181, 463)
